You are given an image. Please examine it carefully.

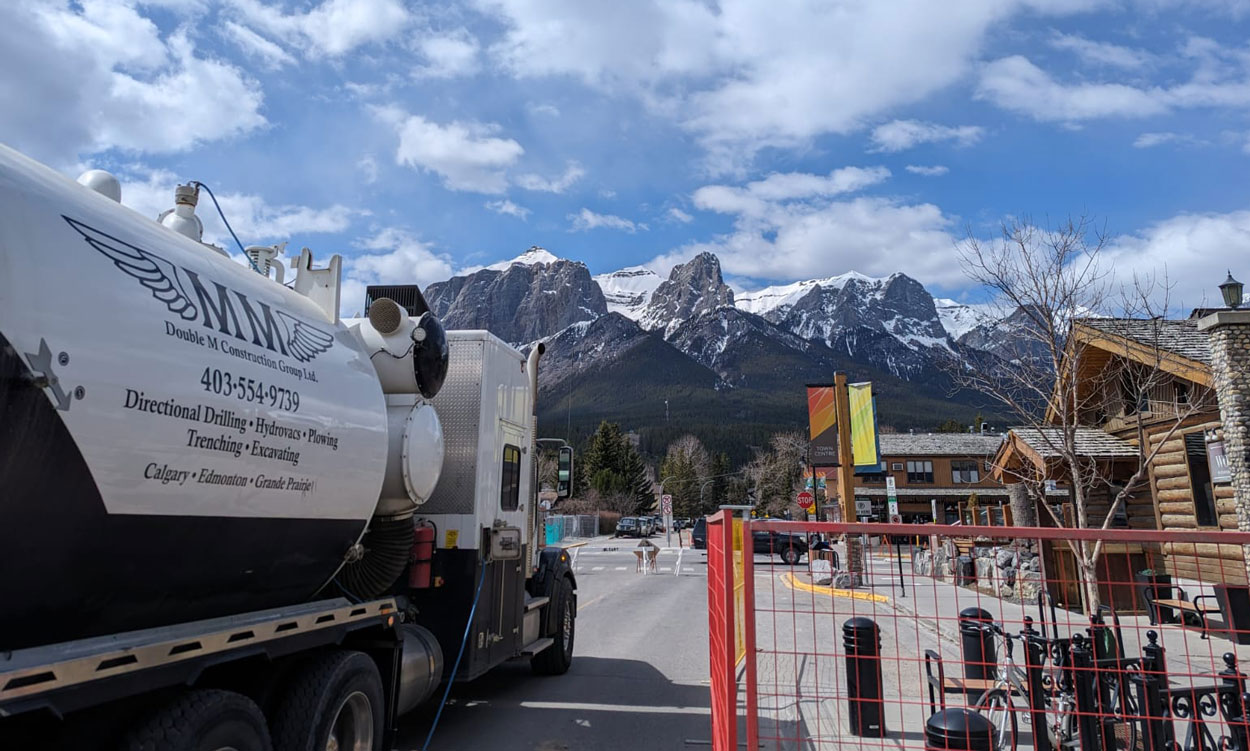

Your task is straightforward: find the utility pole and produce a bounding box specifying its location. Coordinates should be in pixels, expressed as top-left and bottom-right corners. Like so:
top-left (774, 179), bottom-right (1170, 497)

top-left (833, 372), bottom-right (864, 584)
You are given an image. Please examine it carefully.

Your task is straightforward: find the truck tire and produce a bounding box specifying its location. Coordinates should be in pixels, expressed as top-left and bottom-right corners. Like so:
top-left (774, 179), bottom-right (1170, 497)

top-left (122, 689), bottom-right (271, 751)
top-left (781, 547), bottom-right (801, 566)
top-left (532, 576), bottom-right (575, 676)
top-left (271, 650), bottom-right (383, 751)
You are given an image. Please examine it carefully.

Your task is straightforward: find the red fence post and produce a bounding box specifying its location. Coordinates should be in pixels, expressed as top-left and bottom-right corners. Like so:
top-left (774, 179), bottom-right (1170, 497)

top-left (742, 517), bottom-right (759, 748)
top-left (705, 510), bottom-right (737, 751)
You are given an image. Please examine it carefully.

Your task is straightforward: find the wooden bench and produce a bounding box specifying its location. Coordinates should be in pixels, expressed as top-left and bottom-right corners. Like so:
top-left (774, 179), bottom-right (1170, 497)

top-left (1148, 592), bottom-right (1220, 639)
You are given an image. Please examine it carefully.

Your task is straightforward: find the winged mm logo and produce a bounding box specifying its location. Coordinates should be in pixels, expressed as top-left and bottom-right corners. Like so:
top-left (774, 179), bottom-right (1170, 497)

top-left (64, 216), bottom-right (334, 364)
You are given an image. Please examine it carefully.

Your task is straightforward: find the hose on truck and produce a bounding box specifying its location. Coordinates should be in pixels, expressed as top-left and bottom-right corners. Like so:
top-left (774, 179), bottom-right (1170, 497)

top-left (336, 515), bottom-right (414, 600)
top-left (422, 562), bottom-right (487, 751)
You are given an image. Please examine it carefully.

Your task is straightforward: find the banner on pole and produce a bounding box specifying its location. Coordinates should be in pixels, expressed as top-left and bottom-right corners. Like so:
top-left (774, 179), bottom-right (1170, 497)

top-left (806, 385), bottom-right (839, 466)
top-left (848, 383), bottom-right (881, 471)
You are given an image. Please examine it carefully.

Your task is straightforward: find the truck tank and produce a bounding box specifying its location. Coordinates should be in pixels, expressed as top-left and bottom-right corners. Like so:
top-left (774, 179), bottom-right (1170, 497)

top-left (0, 145), bottom-right (401, 649)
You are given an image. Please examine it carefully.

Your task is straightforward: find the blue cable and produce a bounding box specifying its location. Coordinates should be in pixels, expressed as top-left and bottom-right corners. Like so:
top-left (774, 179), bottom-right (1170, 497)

top-left (422, 562), bottom-right (488, 751)
top-left (191, 181), bottom-right (263, 274)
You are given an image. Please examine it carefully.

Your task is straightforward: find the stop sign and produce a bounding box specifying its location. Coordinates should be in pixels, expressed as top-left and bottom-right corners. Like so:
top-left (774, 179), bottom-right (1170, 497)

top-left (797, 491), bottom-right (815, 511)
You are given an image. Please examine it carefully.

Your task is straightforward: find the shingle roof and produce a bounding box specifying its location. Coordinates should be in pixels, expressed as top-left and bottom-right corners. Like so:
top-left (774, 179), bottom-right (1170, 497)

top-left (1009, 427), bottom-right (1138, 459)
top-left (1077, 318), bottom-right (1210, 365)
top-left (878, 433), bottom-right (1005, 457)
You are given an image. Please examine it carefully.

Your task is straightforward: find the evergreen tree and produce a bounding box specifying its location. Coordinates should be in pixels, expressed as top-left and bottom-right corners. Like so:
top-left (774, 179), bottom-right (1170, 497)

top-left (622, 444), bottom-right (654, 514)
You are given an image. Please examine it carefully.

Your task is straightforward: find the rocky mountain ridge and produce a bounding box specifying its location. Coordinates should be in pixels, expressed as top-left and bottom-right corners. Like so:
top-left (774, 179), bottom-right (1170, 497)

top-left (413, 247), bottom-right (1010, 438)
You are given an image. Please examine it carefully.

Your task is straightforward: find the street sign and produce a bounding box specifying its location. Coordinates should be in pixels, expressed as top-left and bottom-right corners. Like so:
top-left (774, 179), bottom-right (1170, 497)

top-left (661, 494), bottom-right (673, 515)
top-left (889, 513), bottom-right (902, 524)
top-left (885, 476), bottom-right (896, 495)
top-left (854, 499), bottom-right (872, 517)
top-left (887, 499), bottom-right (899, 518)
top-left (797, 491), bottom-right (815, 511)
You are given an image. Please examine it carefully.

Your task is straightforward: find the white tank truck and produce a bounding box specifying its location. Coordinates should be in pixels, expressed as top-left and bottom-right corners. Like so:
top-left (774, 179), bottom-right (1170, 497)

top-left (0, 145), bottom-right (578, 750)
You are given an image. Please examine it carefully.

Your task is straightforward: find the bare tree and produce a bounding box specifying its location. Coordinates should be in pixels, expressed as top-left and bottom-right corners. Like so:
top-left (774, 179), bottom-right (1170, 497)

top-left (952, 215), bottom-right (1213, 613)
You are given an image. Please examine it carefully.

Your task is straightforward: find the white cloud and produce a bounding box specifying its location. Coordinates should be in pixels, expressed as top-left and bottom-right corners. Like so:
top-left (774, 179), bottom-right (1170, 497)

top-left (376, 108), bottom-right (525, 194)
top-left (1103, 208), bottom-right (1250, 312)
top-left (906, 164), bottom-right (950, 176)
top-left (693, 167), bottom-right (890, 217)
top-left (869, 120), bottom-right (984, 153)
top-left (655, 165), bottom-right (964, 286)
top-left (229, 0), bottom-right (410, 57)
top-left (568, 208), bottom-right (645, 233)
top-left (978, 53), bottom-right (1250, 123)
top-left (222, 20), bottom-right (294, 69)
top-left (514, 162), bottom-right (585, 193)
top-left (358, 155), bottom-right (379, 184)
top-left (0, 1), bottom-right (265, 161)
top-left (1133, 131), bottom-right (1207, 148)
top-left (475, 0), bottom-right (1023, 169)
top-left (1049, 33), bottom-right (1153, 69)
top-left (485, 199), bottom-right (531, 219)
top-left (415, 29), bottom-right (480, 78)
top-left (340, 228), bottom-right (455, 316)
top-left (114, 165), bottom-right (358, 247)
top-left (666, 207), bottom-right (694, 223)
top-left (529, 103), bottom-right (561, 117)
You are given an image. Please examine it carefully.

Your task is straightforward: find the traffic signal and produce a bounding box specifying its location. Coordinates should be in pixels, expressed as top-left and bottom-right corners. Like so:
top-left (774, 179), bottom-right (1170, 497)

top-left (557, 446), bottom-right (574, 498)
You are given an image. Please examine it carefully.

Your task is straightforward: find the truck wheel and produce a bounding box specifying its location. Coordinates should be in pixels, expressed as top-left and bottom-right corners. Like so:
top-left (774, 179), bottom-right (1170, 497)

top-left (532, 576), bottom-right (575, 676)
top-left (122, 689), bottom-right (271, 751)
top-left (781, 548), bottom-right (801, 566)
top-left (271, 651), bottom-right (383, 751)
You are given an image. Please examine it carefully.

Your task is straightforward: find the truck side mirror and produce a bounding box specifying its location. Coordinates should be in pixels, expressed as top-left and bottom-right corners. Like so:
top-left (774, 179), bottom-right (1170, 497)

top-left (557, 447), bottom-right (574, 499)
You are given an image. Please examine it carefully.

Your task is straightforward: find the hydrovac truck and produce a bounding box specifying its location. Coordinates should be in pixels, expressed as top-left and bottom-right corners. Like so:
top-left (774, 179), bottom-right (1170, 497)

top-left (0, 144), bottom-right (578, 750)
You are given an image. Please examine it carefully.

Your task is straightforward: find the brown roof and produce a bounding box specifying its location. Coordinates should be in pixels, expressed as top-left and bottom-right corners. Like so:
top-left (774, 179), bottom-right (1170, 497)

top-left (1077, 318), bottom-right (1210, 365)
top-left (878, 433), bottom-right (1005, 457)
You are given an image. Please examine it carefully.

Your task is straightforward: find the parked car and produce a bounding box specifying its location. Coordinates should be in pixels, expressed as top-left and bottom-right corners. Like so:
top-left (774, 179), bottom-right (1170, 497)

top-left (615, 517), bottom-right (642, 538)
top-left (638, 518), bottom-right (654, 536)
top-left (648, 516), bottom-right (665, 533)
top-left (691, 518), bottom-right (707, 549)
top-left (753, 521), bottom-right (808, 565)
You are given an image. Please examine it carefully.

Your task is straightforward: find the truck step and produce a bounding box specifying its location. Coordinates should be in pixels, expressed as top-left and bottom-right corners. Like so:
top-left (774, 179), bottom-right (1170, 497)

top-left (519, 637), bottom-right (554, 657)
top-left (523, 595), bottom-right (550, 612)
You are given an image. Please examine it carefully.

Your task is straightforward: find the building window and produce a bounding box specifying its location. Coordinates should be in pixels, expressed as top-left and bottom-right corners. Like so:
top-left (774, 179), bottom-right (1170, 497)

top-left (859, 471), bottom-right (886, 483)
top-left (1185, 433), bottom-right (1219, 527)
top-left (501, 444), bottom-right (521, 511)
top-left (906, 460), bottom-right (934, 484)
top-left (1175, 383), bottom-right (1190, 406)
top-left (951, 460), bottom-right (980, 484)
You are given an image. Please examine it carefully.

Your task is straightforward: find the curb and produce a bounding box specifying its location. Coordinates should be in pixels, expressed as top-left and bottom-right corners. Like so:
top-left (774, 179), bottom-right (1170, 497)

top-left (781, 573), bottom-right (890, 603)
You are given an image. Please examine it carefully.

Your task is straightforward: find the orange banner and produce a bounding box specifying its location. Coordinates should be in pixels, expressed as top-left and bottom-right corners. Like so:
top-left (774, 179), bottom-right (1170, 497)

top-left (807, 386), bottom-right (838, 466)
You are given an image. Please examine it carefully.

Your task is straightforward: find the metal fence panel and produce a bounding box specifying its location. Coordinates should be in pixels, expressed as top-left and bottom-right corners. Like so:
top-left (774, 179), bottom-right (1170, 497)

top-left (708, 520), bottom-right (1250, 751)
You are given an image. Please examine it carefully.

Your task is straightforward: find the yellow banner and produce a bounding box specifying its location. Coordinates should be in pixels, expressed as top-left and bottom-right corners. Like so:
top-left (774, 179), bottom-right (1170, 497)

top-left (732, 517), bottom-right (746, 666)
top-left (848, 382), bottom-right (879, 468)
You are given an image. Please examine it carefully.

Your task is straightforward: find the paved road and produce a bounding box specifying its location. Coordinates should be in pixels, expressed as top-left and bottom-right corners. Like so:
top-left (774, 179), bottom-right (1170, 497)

top-left (395, 541), bottom-right (717, 751)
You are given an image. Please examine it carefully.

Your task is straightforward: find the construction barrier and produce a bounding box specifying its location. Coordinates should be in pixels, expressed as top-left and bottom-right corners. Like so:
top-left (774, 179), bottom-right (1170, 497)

top-left (706, 513), bottom-right (1250, 751)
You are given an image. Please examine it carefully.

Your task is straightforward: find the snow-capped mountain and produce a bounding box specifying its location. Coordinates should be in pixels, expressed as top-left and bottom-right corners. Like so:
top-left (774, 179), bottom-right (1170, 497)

top-left (593, 266), bottom-right (663, 320)
top-left (934, 298), bottom-right (998, 340)
top-left (639, 252), bottom-right (735, 337)
top-left (423, 251), bottom-right (606, 344)
top-left (484, 245), bottom-right (560, 271)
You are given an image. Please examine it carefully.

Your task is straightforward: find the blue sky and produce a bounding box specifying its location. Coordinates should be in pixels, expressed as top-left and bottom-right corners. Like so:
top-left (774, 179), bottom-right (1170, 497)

top-left (4, 0), bottom-right (1250, 314)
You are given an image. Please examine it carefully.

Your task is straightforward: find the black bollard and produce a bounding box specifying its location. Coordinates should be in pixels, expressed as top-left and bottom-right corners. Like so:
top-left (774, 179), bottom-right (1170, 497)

top-left (1071, 634), bottom-right (1115, 751)
top-left (958, 607), bottom-right (997, 683)
top-left (1133, 630), bottom-right (1172, 751)
top-left (924, 707), bottom-right (996, 751)
top-left (1022, 617), bottom-right (1052, 751)
top-left (844, 617), bottom-right (887, 737)
top-left (1219, 653), bottom-right (1249, 751)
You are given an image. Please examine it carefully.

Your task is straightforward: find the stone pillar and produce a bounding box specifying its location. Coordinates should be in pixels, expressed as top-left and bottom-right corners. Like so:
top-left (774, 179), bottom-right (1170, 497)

top-left (1197, 311), bottom-right (1250, 581)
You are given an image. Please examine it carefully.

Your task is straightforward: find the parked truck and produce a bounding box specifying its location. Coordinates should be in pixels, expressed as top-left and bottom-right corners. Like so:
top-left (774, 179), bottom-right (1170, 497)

top-left (0, 144), bottom-right (577, 750)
